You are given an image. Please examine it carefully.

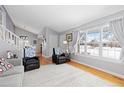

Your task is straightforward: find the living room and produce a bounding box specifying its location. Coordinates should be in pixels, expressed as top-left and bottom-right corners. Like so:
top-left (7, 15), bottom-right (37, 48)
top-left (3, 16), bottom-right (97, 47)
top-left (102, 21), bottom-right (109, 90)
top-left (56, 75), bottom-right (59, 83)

top-left (1, 3), bottom-right (124, 89)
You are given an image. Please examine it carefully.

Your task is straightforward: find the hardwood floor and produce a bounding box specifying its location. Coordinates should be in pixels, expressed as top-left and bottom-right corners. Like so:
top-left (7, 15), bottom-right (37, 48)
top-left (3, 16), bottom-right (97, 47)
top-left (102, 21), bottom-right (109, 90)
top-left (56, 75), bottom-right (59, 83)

top-left (67, 60), bottom-right (124, 86)
top-left (38, 54), bottom-right (53, 65)
top-left (38, 55), bottom-right (124, 86)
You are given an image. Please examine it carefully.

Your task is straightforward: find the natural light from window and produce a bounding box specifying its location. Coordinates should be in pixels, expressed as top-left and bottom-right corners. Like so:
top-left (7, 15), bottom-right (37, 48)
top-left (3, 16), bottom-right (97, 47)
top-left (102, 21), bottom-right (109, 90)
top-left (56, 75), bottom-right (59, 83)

top-left (87, 31), bottom-right (100, 56)
top-left (77, 25), bottom-right (121, 60)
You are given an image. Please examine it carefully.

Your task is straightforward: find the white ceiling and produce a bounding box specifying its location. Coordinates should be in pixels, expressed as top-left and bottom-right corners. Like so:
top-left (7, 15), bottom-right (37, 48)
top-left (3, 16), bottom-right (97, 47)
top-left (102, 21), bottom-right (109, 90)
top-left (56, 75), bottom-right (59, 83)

top-left (5, 5), bottom-right (124, 34)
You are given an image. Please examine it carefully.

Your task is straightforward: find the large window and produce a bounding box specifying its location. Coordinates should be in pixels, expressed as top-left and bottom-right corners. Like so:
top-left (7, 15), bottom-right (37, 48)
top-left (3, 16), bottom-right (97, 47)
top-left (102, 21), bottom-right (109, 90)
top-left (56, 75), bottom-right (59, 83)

top-left (77, 25), bottom-right (121, 60)
top-left (102, 27), bottom-right (121, 59)
top-left (87, 31), bottom-right (100, 56)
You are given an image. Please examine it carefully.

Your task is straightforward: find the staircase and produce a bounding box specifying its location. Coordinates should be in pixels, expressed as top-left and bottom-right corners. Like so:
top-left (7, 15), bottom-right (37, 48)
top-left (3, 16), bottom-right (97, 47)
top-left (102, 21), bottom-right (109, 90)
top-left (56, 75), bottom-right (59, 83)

top-left (0, 24), bottom-right (24, 57)
top-left (0, 7), bottom-right (31, 58)
top-left (0, 25), bottom-right (23, 49)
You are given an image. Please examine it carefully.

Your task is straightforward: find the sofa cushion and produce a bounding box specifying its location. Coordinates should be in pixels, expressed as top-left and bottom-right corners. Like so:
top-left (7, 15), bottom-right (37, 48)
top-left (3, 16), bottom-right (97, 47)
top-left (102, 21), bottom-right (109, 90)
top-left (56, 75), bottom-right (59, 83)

top-left (6, 59), bottom-right (22, 66)
top-left (25, 47), bottom-right (36, 57)
top-left (0, 57), bottom-right (14, 76)
top-left (1, 66), bottom-right (24, 77)
top-left (55, 48), bottom-right (64, 55)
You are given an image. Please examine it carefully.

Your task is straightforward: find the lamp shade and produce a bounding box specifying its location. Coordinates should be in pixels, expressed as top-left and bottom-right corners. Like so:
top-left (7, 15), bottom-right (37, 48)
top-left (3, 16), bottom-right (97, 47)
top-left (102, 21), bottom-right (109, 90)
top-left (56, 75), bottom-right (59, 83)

top-left (63, 40), bottom-right (67, 44)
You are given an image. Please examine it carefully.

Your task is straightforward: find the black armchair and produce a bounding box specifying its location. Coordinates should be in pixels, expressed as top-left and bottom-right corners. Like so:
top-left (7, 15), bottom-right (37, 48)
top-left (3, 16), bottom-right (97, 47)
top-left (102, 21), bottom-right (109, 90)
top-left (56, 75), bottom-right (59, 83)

top-left (52, 48), bottom-right (70, 64)
top-left (23, 48), bottom-right (40, 72)
top-left (23, 56), bottom-right (40, 72)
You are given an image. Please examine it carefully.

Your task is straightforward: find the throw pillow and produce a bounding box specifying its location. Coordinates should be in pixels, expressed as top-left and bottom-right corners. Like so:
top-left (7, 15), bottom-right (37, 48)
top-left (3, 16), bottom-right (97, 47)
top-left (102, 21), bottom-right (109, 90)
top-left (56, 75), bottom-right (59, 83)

top-left (0, 68), bottom-right (3, 76)
top-left (55, 48), bottom-right (60, 55)
top-left (0, 57), bottom-right (14, 76)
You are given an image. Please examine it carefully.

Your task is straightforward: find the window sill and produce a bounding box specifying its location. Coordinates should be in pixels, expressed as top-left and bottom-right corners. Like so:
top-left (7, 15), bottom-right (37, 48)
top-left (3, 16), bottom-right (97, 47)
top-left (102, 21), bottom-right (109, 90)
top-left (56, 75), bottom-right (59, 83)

top-left (74, 53), bottom-right (122, 64)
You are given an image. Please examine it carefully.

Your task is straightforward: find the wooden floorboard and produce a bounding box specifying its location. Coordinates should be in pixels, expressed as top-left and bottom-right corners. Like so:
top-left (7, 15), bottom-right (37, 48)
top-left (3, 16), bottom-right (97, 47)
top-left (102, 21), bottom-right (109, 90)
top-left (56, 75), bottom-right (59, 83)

top-left (67, 60), bottom-right (124, 86)
top-left (38, 54), bottom-right (53, 65)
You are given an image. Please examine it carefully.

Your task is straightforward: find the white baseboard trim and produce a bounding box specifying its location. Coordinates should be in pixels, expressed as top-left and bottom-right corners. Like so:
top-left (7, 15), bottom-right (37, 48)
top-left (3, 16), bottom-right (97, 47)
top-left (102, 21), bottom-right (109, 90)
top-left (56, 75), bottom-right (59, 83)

top-left (71, 59), bottom-right (124, 79)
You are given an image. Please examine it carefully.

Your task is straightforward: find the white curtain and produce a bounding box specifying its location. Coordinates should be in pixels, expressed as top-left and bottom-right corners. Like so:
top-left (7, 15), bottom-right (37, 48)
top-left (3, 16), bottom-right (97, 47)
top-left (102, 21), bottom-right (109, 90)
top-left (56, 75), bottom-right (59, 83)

top-left (110, 18), bottom-right (124, 62)
top-left (69, 31), bottom-right (79, 53)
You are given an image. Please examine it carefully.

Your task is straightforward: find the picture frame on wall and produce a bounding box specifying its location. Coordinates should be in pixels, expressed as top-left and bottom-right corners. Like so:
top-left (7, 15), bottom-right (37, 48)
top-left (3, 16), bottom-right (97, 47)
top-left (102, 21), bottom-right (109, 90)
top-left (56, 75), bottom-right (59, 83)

top-left (66, 33), bottom-right (73, 42)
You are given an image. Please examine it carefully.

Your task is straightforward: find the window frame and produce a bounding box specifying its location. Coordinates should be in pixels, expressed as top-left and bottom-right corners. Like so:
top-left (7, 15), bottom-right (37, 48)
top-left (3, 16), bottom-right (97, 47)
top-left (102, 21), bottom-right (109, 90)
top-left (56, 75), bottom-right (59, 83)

top-left (77, 25), bottom-right (121, 61)
top-left (86, 30), bottom-right (101, 56)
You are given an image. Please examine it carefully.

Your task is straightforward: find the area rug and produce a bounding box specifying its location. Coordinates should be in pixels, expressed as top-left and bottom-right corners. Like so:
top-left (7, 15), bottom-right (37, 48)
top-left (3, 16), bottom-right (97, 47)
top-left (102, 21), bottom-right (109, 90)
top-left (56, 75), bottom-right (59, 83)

top-left (23, 64), bottom-right (117, 87)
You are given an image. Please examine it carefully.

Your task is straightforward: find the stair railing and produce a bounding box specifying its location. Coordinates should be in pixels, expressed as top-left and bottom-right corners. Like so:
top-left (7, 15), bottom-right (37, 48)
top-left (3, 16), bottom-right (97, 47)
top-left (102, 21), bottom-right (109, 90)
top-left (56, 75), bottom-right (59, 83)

top-left (0, 24), bottom-right (23, 50)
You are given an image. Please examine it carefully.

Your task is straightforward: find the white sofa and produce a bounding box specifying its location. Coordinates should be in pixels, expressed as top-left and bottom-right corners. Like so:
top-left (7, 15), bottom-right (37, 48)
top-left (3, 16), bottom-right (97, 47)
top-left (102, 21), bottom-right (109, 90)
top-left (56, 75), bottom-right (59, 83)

top-left (0, 59), bottom-right (24, 87)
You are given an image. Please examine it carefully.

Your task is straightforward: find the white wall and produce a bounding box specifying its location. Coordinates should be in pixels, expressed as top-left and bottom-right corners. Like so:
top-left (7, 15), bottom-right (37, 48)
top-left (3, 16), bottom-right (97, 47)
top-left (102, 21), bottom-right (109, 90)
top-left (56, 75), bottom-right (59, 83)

top-left (59, 33), bottom-right (66, 49)
top-left (0, 6), bottom-right (18, 58)
top-left (5, 10), bottom-right (15, 33)
top-left (59, 10), bottom-right (124, 78)
top-left (71, 54), bottom-right (124, 78)
top-left (60, 10), bottom-right (124, 35)
top-left (49, 33), bottom-right (58, 56)
top-left (41, 27), bottom-right (59, 57)
top-left (0, 6), bottom-right (15, 33)
top-left (15, 27), bottom-right (37, 46)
